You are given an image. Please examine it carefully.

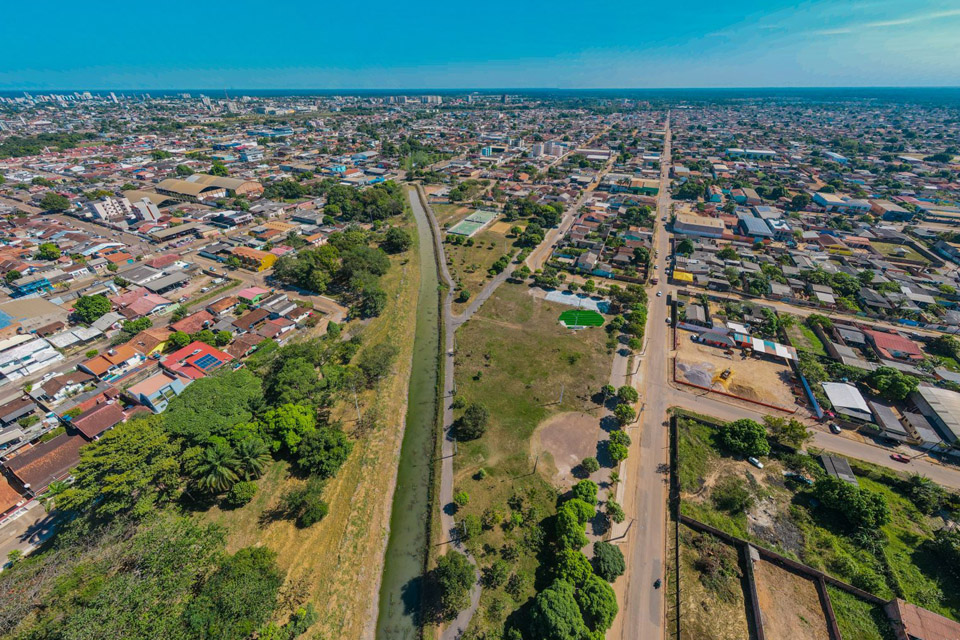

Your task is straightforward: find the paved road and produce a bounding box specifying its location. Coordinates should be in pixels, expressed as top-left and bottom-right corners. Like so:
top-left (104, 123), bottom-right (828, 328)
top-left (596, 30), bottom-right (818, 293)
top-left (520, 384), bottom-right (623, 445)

top-left (614, 116), bottom-right (960, 640)
top-left (615, 114), bottom-right (673, 640)
top-left (0, 501), bottom-right (57, 570)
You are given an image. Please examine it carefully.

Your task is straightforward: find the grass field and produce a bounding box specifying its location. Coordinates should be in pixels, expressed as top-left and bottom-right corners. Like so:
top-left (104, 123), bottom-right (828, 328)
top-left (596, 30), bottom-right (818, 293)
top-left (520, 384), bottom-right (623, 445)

top-left (444, 227), bottom-right (517, 312)
top-left (827, 585), bottom-right (896, 640)
top-left (787, 321), bottom-right (827, 356)
top-left (676, 416), bottom-right (960, 623)
top-left (871, 241), bottom-right (931, 264)
top-left (452, 282), bottom-right (613, 637)
top-left (558, 309), bottom-right (605, 328)
top-left (199, 209), bottom-right (422, 638)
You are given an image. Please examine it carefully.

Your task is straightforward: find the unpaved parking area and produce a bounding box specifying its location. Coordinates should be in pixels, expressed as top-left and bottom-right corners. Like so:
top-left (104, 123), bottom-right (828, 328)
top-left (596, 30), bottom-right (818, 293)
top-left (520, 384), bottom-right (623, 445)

top-left (754, 559), bottom-right (830, 640)
top-left (676, 330), bottom-right (796, 407)
top-left (534, 411), bottom-right (600, 487)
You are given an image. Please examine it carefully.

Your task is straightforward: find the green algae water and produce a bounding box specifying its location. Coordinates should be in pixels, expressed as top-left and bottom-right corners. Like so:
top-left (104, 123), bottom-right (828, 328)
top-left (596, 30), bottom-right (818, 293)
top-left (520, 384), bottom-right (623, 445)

top-left (376, 190), bottom-right (441, 639)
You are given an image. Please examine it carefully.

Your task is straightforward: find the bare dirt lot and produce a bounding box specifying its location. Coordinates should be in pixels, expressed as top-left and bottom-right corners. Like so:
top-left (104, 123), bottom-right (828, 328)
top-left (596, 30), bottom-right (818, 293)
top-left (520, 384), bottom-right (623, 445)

top-left (754, 559), bottom-right (831, 640)
top-left (675, 329), bottom-right (797, 408)
top-left (534, 411), bottom-right (601, 487)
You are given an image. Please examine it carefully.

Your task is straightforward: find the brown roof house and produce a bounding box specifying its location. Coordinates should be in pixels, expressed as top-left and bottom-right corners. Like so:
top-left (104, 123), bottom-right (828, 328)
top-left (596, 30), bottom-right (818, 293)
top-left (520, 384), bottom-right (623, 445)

top-left (4, 433), bottom-right (86, 495)
top-left (70, 402), bottom-right (125, 440)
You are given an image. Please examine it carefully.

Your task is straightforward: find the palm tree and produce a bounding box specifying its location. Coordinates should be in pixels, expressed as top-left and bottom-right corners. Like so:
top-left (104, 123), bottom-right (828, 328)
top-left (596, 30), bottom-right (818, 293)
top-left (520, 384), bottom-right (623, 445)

top-left (193, 443), bottom-right (240, 494)
top-left (235, 437), bottom-right (271, 481)
top-left (39, 480), bottom-right (69, 512)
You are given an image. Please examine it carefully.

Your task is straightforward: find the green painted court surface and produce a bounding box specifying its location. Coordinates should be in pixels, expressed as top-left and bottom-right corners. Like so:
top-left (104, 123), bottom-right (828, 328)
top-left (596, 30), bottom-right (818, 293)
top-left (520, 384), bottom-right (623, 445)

top-left (559, 309), bottom-right (605, 328)
top-left (447, 209), bottom-right (497, 237)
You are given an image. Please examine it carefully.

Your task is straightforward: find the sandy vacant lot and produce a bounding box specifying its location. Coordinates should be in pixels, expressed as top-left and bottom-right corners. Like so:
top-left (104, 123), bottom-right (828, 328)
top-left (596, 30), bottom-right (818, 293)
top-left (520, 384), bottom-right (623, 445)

top-left (754, 559), bottom-right (831, 640)
top-left (675, 329), bottom-right (797, 408)
top-left (535, 411), bottom-right (601, 487)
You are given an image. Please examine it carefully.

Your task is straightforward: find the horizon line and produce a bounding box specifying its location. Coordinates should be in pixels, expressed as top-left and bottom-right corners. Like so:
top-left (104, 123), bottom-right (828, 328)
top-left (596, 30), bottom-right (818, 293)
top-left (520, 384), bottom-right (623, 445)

top-left (4, 85), bottom-right (960, 93)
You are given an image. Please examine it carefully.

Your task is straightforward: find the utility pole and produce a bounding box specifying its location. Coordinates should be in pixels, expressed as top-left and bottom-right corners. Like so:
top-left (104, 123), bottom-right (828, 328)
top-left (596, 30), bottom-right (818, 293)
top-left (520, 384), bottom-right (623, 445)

top-left (351, 384), bottom-right (361, 423)
top-left (558, 383), bottom-right (564, 405)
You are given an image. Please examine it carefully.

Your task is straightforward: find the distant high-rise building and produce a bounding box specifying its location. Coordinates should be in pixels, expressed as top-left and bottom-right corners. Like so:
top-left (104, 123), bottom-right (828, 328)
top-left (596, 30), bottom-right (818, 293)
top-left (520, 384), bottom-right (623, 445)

top-left (109, 92), bottom-right (118, 103)
top-left (421, 95), bottom-right (442, 104)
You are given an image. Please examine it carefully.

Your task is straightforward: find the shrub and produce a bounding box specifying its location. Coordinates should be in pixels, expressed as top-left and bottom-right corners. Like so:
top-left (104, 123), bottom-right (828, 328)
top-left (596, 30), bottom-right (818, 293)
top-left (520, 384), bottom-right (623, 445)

top-left (711, 476), bottom-right (754, 514)
top-left (454, 491), bottom-right (470, 507)
top-left (457, 403), bottom-right (489, 440)
top-left (606, 500), bottom-right (625, 524)
top-left (226, 480), bottom-right (258, 508)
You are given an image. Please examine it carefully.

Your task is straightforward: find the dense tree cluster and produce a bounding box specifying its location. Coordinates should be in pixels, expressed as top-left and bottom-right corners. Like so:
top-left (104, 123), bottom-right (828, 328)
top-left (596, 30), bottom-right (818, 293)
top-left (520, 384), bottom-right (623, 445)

top-left (719, 419), bottom-right (770, 458)
top-left (814, 476), bottom-right (890, 532)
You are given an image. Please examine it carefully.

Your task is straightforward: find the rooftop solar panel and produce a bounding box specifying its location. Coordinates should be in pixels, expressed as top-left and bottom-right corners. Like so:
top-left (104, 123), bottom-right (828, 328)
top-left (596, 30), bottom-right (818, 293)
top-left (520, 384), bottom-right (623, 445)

top-left (194, 353), bottom-right (222, 370)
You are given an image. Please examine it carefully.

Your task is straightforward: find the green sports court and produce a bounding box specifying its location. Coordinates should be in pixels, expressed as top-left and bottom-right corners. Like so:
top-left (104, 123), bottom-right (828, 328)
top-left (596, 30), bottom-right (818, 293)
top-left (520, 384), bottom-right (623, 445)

top-left (558, 309), bottom-right (605, 328)
top-left (447, 209), bottom-right (498, 237)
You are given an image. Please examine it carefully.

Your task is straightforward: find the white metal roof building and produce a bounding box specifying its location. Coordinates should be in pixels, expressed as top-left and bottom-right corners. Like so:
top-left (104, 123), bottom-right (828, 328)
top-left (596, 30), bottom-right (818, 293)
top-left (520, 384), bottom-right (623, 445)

top-left (822, 382), bottom-right (873, 422)
top-left (912, 386), bottom-right (960, 444)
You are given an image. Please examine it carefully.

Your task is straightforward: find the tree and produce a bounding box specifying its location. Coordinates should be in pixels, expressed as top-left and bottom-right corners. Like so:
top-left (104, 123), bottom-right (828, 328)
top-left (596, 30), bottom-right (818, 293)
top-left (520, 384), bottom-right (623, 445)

top-left (719, 419), bottom-right (770, 457)
top-left (214, 330), bottom-right (232, 347)
top-left (168, 330), bottom-right (191, 351)
top-left (4, 269), bottom-right (21, 283)
top-left (790, 193), bottom-right (811, 210)
top-left (164, 369), bottom-right (263, 444)
top-left (577, 573), bottom-right (618, 632)
top-left (609, 442), bottom-right (629, 462)
top-left (613, 403), bottom-right (636, 426)
top-left (262, 403), bottom-right (317, 454)
top-left (264, 356), bottom-right (324, 407)
top-left (234, 437), bottom-right (270, 480)
top-left (209, 161), bottom-right (229, 176)
top-left (718, 246), bottom-right (739, 261)
top-left (193, 441), bottom-right (240, 494)
top-left (556, 548), bottom-right (593, 587)
top-left (904, 474), bottom-right (947, 515)
top-left (763, 415), bottom-right (812, 449)
top-left (34, 242), bottom-right (60, 261)
top-left (866, 366), bottom-right (919, 402)
top-left (676, 239), bottom-right (695, 255)
top-left (40, 192), bottom-right (70, 211)
top-left (606, 499), bottom-right (625, 523)
top-left (175, 164), bottom-right (194, 176)
top-left (593, 541), bottom-right (625, 581)
top-left (453, 491), bottom-right (470, 507)
top-left (555, 504), bottom-right (589, 549)
top-left (616, 385), bottom-right (638, 404)
top-left (278, 480), bottom-right (326, 530)
top-left (457, 403), bottom-right (489, 440)
top-left (581, 457), bottom-right (600, 474)
top-left (183, 547), bottom-right (283, 640)
top-left (431, 551), bottom-right (476, 620)
top-left (814, 476), bottom-right (890, 531)
top-left (57, 416), bottom-right (180, 519)
top-left (528, 580), bottom-right (589, 640)
top-left (357, 343), bottom-right (399, 386)
top-left (296, 427), bottom-right (353, 478)
top-left (571, 480), bottom-right (598, 505)
top-left (73, 294), bottom-right (112, 324)
top-left (381, 226), bottom-right (412, 253)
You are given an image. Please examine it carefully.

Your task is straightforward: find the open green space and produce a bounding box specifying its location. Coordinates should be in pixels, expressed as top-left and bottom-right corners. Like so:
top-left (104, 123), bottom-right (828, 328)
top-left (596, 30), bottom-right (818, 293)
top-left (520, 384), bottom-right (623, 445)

top-left (451, 282), bottom-right (614, 637)
top-left (677, 416), bottom-right (960, 622)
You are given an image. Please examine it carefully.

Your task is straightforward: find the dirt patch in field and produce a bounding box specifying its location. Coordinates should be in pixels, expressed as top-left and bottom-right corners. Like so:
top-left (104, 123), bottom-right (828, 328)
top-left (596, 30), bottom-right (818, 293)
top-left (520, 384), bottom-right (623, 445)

top-left (754, 559), bottom-right (831, 640)
top-left (534, 411), bottom-right (601, 487)
top-left (489, 221), bottom-right (517, 235)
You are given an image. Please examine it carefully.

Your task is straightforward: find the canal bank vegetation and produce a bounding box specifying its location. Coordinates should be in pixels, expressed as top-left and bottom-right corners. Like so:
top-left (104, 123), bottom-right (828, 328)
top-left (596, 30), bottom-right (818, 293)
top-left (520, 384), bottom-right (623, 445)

top-left (0, 209), bottom-right (422, 640)
top-left (442, 282), bottom-right (614, 638)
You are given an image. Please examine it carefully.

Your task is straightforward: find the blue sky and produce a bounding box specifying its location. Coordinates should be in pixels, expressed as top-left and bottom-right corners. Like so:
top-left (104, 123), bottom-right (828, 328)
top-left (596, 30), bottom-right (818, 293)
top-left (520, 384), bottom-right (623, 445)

top-left (2, 0), bottom-right (959, 89)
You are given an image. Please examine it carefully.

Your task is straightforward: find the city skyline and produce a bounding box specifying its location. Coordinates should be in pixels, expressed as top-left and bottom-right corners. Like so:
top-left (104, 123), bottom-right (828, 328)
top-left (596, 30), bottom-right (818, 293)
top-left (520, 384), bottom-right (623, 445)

top-left (2, 0), bottom-right (960, 90)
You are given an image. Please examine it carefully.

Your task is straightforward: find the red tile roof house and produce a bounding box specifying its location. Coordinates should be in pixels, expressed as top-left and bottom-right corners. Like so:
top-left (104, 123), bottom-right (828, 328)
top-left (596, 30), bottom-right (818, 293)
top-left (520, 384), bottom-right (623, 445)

top-left (170, 309), bottom-right (214, 334)
top-left (111, 287), bottom-right (172, 319)
top-left (3, 433), bottom-right (86, 496)
top-left (69, 401), bottom-right (125, 440)
top-left (863, 329), bottom-right (925, 362)
top-left (161, 341), bottom-right (234, 380)
top-left (1, 475), bottom-right (26, 520)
